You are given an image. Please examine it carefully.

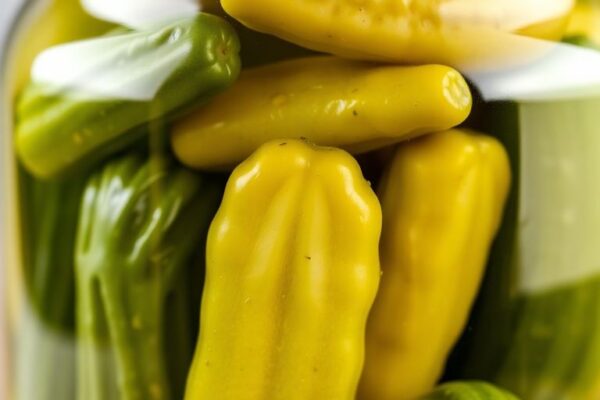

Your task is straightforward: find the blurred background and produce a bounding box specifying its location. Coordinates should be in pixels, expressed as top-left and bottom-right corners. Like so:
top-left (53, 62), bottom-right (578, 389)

top-left (1, 0), bottom-right (23, 398)
top-left (1, 0), bottom-right (22, 39)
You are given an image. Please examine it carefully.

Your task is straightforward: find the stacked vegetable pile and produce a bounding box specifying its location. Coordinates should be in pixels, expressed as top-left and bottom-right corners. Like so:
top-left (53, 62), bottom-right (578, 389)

top-left (9, 0), bottom-right (600, 399)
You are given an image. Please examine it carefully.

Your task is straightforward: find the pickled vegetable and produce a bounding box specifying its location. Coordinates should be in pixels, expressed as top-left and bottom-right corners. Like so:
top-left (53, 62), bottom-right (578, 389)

top-left (16, 14), bottom-right (240, 179)
top-left (221, 0), bottom-right (573, 65)
top-left (185, 139), bottom-right (381, 400)
top-left (172, 57), bottom-right (471, 170)
top-left (359, 130), bottom-right (511, 400)
top-left (75, 154), bottom-right (221, 400)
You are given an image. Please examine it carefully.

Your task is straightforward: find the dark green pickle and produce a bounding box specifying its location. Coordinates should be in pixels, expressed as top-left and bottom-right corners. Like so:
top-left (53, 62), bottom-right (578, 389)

top-left (75, 153), bottom-right (221, 400)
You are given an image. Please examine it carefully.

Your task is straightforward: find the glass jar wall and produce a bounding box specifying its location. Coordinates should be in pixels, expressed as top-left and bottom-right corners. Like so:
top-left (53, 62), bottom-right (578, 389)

top-left (3, 1), bottom-right (600, 400)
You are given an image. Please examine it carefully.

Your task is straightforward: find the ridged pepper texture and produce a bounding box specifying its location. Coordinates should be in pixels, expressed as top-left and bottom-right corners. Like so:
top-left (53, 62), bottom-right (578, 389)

top-left (75, 154), bottom-right (222, 400)
top-left (172, 57), bottom-right (471, 170)
top-left (185, 139), bottom-right (382, 400)
top-left (359, 129), bottom-right (511, 400)
top-left (421, 381), bottom-right (520, 400)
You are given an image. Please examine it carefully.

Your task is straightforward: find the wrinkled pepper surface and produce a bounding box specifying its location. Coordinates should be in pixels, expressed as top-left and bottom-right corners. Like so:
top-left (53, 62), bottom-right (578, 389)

top-left (185, 139), bottom-right (382, 400)
top-left (75, 154), bottom-right (222, 400)
top-left (172, 57), bottom-right (471, 170)
top-left (359, 129), bottom-right (511, 400)
top-left (16, 13), bottom-right (240, 179)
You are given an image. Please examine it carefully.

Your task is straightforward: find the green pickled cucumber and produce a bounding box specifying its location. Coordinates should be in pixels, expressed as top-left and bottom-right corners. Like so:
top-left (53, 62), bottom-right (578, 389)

top-left (75, 153), bottom-right (222, 400)
top-left (16, 13), bottom-right (240, 179)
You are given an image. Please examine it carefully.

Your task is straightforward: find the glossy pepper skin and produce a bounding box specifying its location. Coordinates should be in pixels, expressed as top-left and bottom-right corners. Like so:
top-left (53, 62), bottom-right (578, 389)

top-left (16, 13), bottom-right (240, 179)
top-left (421, 381), bottom-right (520, 400)
top-left (359, 130), bottom-right (511, 400)
top-left (185, 139), bottom-right (382, 400)
top-left (221, 0), bottom-right (572, 67)
top-left (172, 57), bottom-right (471, 170)
top-left (75, 154), bottom-right (221, 400)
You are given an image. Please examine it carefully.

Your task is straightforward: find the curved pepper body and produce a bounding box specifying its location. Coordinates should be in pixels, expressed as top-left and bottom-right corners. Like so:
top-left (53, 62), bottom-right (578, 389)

top-left (358, 129), bottom-right (511, 400)
top-left (422, 381), bottom-right (519, 400)
top-left (221, 0), bottom-right (572, 67)
top-left (172, 57), bottom-right (471, 170)
top-left (185, 139), bottom-right (382, 400)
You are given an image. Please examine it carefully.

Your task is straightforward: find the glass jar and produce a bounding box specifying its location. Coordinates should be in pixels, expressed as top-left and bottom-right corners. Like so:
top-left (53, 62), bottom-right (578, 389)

top-left (3, 1), bottom-right (600, 400)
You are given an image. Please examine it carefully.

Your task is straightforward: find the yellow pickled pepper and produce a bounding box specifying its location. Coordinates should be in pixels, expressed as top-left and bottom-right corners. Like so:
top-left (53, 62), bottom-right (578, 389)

top-left (172, 57), bottom-right (471, 170)
top-left (358, 129), bottom-right (511, 400)
top-left (185, 139), bottom-right (382, 400)
top-left (221, 0), bottom-right (573, 67)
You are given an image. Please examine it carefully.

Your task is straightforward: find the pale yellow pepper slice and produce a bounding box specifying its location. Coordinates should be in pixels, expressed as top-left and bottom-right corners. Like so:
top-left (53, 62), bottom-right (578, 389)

top-left (185, 139), bottom-right (382, 400)
top-left (358, 129), bottom-right (511, 400)
top-left (172, 57), bottom-right (471, 170)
